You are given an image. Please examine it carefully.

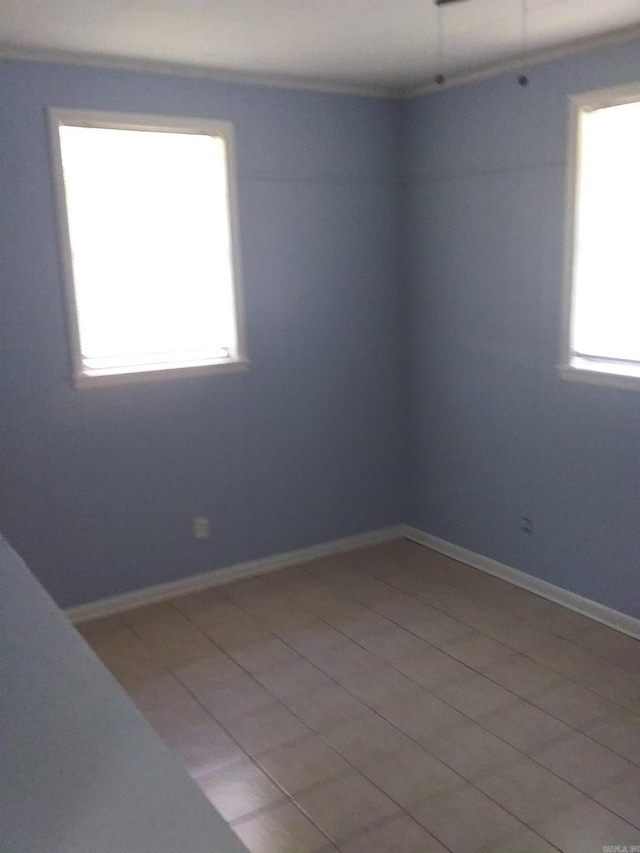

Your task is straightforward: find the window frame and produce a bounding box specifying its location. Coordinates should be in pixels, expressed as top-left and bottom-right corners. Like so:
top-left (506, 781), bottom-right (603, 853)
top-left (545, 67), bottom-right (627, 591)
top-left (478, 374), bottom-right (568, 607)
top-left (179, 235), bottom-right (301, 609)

top-left (559, 83), bottom-right (640, 392)
top-left (48, 108), bottom-right (249, 389)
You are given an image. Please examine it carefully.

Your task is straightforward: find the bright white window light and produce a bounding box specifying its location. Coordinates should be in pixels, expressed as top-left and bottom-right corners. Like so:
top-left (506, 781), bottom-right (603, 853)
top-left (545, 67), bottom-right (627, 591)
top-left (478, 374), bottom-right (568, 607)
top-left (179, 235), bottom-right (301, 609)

top-left (562, 88), bottom-right (640, 390)
top-left (50, 111), bottom-right (246, 387)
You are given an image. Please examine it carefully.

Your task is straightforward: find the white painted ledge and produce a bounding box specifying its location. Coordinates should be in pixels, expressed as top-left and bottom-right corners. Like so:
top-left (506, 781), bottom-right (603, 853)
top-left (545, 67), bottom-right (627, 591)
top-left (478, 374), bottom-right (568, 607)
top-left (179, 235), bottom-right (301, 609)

top-left (1, 535), bottom-right (248, 853)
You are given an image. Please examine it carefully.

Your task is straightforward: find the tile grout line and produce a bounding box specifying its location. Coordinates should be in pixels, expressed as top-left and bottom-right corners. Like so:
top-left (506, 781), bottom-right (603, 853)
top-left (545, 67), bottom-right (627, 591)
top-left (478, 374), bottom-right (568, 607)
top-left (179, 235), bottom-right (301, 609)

top-left (162, 581), bottom-right (598, 846)
top-left (214, 556), bottom-right (640, 838)
top-left (126, 561), bottom-right (636, 803)
top-left (273, 555), bottom-right (637, 761)
top-left (113, 545), bottom-right (638, 848)
top-left (297, 549), bottom-right (640, 716)
top-left (337, 540), bottom-right (640, 675)
top-left (122, 614), bottom-right (342, 848)
top-left (185, 557), bottom-right (636, 779)
top-left (337, 544), bottom-right (640, 677)
top-left (151, 594), bottom-right (462, 847)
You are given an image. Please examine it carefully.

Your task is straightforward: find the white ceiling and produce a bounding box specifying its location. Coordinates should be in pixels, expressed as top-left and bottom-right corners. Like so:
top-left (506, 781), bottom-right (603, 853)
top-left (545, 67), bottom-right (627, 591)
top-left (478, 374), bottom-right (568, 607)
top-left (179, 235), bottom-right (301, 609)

top-left (1, 0), bottom-right (639, 95)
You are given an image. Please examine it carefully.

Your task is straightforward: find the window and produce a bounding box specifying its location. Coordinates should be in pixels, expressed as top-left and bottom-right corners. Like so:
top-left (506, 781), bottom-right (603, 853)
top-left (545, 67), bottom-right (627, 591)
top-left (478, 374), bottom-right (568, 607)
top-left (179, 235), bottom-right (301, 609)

top-left (49, 109), bottom-right (247, 388)
top-left (559, 86), bottom-right (640, 390)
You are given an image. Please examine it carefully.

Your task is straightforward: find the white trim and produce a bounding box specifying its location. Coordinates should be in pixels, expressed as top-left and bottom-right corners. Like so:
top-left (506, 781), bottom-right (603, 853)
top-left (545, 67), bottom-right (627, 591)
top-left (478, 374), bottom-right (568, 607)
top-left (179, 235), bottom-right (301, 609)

top-left (557, 83), bottom-right (640, 393)
top-left (67, 523), bottom-right (640, 640)
top-left (0, 47), bottom-right (394, 99)
top-left (558, 89), bottom-right (581, 381)
top-left (48, 109), bottom-right (84, 381)
top-left (72, 358), bottom-right (250, 389)
top-left (3, 22), bottom-right (640, 100)
top-left (557, 363), bottom-right (640, 393)
top-left (405, 24), bottom-right (640, 98)
top-left (401, 526), bottom-right (640, 640)
top-left (48, 108), bottom-right (249, 389)
top-left (65, 525), bottom-right (405, 623)
top-left (571, 81), bottom-right (640, 111)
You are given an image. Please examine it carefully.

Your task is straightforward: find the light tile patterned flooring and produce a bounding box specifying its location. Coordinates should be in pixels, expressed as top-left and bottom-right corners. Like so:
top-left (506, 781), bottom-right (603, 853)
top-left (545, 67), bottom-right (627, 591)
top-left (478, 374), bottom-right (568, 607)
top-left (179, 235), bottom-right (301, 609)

top-left (79, 539), bottom-right (640, 853)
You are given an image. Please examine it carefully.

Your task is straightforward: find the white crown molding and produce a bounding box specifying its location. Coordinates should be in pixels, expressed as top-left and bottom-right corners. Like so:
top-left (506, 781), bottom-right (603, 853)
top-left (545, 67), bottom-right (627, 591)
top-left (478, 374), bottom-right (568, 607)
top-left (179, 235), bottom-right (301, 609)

top-left (0, 45), bottom-right (395, 99)
top-left (2, 23), bottom-right (640, 101)
top-left (65, 525), bottom-right (404, 623)
top-left (401, 525), bottom-right (640, 640)
top-left (402, 23), bottom-right (640, 98)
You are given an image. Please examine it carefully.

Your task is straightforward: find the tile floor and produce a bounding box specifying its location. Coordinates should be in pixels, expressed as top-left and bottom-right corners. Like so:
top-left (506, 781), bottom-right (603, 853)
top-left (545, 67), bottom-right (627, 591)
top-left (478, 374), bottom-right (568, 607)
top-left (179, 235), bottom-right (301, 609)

top-left (78, 539), bottom-right (640, 853)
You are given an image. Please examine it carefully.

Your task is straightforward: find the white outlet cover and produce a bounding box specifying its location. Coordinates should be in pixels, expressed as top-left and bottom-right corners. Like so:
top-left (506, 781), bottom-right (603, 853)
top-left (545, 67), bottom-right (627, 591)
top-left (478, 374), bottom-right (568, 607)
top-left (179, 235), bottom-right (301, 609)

top-left (192, 516), bottom-right (210, 540)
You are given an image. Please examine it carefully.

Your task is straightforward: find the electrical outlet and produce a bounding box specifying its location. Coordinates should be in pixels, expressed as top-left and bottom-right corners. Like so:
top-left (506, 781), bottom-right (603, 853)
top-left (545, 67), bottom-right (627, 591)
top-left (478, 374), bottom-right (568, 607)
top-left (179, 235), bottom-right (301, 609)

top-left (520, 517), bottom-right (533, 534)
top-left (192, 516), bottom-right (210, 540)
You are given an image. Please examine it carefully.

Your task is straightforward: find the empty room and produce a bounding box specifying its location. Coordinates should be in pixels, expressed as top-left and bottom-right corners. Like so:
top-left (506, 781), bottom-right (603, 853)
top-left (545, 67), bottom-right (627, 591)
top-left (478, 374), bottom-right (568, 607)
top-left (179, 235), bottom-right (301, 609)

top-left (1, 1), bottom-right (639, 851)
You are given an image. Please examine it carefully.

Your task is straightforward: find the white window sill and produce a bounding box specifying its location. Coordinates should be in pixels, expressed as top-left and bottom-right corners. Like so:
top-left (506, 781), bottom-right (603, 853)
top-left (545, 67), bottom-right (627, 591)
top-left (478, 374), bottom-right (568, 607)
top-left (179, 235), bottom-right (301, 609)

top-left (557, 358), bottom-right (640, 391)
top-left (73, 358), bottom-right (250, 389)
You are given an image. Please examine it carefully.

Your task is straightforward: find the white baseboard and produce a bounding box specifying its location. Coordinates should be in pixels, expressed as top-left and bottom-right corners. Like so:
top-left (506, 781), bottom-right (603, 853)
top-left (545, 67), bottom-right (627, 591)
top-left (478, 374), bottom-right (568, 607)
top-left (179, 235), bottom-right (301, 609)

top-left (67, 521), bottom-right (640, 640)
top-left (66, 525), bottom-right (405, 624)
top-left (402, 525), bottom-right (640, 640)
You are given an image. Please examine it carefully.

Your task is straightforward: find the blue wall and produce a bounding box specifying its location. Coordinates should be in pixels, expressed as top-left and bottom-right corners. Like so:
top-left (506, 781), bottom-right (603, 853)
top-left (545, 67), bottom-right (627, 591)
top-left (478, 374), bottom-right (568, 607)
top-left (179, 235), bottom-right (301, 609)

top-left (406, 39), bottom-right (640, 618)
top-left (0, 61), bottom-right (407, 607)
top-left (2, 39), bottom-right (639, 618)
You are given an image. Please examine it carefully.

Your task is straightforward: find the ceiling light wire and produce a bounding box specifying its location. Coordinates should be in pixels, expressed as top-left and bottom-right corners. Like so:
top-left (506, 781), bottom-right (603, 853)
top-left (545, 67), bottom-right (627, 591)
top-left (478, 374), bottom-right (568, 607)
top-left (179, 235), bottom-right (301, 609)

top-left (434, 3), bottom-right (446, 85)
top-left (518, 0), bottom-right (530, 86)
